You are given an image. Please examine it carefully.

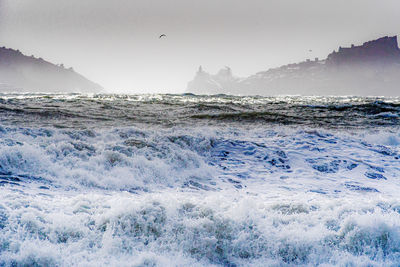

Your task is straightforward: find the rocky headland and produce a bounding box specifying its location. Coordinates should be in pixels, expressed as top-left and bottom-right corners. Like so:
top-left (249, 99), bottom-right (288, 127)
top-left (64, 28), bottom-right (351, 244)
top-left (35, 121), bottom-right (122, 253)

top-left (0, 47), bottom-right (102, 93)
top-left (187, 36), bottom-right (400, 96)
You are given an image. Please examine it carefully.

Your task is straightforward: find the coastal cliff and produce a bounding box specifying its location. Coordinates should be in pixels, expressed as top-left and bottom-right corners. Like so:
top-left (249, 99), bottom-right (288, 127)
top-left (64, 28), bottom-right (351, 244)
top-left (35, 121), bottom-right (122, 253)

top-left (187, 36), bottom-right (400, 96)
top-left (0, 47), bottom-right (102, 93)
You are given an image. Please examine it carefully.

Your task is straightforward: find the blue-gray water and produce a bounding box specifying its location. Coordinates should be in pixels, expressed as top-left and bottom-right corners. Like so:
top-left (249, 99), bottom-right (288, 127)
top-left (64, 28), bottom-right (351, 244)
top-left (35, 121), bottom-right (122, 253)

top-left (0, 93), bottom-right (400, 266)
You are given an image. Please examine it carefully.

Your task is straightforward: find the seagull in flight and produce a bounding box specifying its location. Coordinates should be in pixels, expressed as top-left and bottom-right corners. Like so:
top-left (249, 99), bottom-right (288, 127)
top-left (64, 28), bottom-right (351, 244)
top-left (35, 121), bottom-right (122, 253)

top-left (159, 34), bottom-right (167, 39)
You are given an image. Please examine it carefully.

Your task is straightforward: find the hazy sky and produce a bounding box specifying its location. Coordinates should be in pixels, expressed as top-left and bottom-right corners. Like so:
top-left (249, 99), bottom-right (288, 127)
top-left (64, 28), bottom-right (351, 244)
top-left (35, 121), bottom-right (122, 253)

top-left (0, 0), bottom-right (399, 93)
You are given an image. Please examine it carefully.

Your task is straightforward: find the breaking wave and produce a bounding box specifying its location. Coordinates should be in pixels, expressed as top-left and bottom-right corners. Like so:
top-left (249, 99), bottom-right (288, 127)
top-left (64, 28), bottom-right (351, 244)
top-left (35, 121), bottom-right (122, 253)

top-left (0, 93), bottom-right (399, 266)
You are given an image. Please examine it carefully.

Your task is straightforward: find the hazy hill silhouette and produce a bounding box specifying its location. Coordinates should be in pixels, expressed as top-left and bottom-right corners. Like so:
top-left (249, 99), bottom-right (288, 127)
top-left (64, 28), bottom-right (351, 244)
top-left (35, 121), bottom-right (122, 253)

top-left (0, 47), bottom-right (102, 93)
top-left (187, 36), bottom-right (400, 96)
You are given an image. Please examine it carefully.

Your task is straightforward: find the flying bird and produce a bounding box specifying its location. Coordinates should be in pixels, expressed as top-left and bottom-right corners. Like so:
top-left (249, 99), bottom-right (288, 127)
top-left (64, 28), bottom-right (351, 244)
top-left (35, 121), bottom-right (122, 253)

top-left (159, 34), bottom-right (167, 39)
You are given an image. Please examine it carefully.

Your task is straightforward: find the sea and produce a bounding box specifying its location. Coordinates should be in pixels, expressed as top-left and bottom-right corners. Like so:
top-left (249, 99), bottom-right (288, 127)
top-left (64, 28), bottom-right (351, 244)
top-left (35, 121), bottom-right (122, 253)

top-left (0, 93), bottom-right (399, 266)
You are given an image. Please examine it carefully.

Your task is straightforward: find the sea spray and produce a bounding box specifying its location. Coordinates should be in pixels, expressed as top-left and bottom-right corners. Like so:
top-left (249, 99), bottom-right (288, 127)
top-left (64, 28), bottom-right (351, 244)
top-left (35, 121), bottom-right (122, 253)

top-left (0, 93), bottom-right (399, 266)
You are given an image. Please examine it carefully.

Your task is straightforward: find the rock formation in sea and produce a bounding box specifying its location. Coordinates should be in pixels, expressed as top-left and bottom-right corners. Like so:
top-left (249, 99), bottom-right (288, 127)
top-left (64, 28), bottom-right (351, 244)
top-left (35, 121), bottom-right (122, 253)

top-left (187, 36), bottom-right (400, 96)
top-left (0, 47), bottom-right (102, 93)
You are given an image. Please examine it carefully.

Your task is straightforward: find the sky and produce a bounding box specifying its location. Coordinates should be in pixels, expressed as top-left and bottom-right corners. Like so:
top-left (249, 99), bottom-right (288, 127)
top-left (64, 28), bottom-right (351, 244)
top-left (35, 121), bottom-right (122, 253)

top-left (0, 0), bottom-right (399, 93)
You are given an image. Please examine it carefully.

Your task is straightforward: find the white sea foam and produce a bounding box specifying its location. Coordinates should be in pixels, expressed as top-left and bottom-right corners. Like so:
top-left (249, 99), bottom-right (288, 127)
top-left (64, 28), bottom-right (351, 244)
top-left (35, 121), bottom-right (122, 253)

top-left (0, 94), bottom-right (399, 266)
top-left (1, 187), bottom-right (400, 266)
top-left (0, 126), bottom-right (398, 195)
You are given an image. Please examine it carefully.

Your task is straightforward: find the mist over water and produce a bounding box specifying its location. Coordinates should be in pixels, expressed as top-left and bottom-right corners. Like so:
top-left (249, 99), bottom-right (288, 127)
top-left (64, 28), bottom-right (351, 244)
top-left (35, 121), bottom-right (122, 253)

top-left (2, 0), bottom-right (400, 92)
top-left (0, 93), bottom-right (400, 266)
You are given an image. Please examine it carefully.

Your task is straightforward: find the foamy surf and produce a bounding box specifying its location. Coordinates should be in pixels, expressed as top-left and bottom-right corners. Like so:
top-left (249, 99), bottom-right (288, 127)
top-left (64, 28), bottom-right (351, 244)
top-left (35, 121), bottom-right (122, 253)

top-left (0, 94), bottom-right (399, 266)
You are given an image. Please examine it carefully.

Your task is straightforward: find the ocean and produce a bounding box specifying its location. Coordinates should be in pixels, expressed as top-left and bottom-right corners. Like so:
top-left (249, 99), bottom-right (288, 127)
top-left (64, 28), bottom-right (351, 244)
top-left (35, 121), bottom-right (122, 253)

top-left (0, 93), bottom-right (399, 266)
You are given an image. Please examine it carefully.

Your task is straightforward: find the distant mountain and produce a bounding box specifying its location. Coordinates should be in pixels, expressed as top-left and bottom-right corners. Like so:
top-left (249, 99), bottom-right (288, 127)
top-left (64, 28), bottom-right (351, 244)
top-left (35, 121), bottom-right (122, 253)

top-left (0, 47), bottom-right (102, 93)
top-left (187, 36), bottom-right (400, 96)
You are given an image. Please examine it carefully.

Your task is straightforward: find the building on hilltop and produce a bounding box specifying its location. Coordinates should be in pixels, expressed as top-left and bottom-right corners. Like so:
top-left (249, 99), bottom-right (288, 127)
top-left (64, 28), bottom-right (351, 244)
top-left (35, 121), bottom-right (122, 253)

top-left (327, 36), bottom-right (400, 66)
top-left (186, 36), bottom-right (400, 96)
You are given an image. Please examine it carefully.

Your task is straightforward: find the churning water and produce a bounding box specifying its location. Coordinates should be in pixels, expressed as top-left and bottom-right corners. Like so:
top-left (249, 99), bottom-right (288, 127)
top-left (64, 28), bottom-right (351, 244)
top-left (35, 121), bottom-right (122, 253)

top-left (0, 93), bottom-right (399, 266)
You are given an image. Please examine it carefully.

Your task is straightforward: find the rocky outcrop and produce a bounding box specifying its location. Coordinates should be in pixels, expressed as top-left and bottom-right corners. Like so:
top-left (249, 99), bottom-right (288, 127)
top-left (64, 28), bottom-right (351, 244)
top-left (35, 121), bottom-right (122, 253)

top-left (187, 36), bottom-right (400, 96)
top-left (0, 47), bottom-right (102, 93)
top-left (187, 66), bottom-right (240, 95)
